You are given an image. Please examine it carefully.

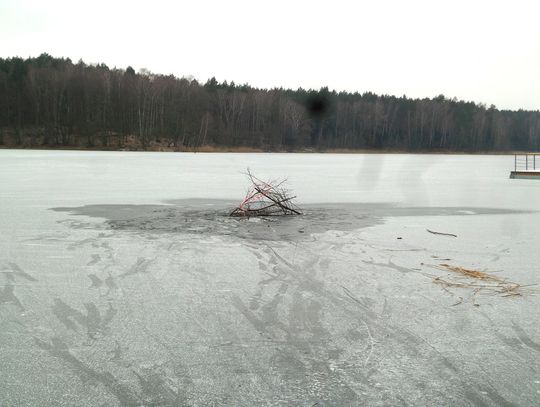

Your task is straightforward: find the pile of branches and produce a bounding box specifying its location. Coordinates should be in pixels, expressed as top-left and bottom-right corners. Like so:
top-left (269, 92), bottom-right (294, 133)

top-left (230, 170), bottom-right (302, 217)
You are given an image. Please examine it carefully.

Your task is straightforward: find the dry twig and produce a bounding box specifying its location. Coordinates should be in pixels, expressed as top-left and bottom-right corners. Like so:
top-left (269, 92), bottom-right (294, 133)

top-left (427, 263), bottom-right (536, 298)
top-left (427, 229), bottom-right (457, 237)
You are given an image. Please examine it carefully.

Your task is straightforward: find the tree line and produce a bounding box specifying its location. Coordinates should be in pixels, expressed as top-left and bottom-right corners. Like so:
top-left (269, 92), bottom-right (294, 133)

top-left (1, 53), bottom-right (539, 151)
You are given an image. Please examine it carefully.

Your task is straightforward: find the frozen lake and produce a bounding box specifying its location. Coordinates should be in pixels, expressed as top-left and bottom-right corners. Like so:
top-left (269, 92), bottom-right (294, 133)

top-left (1, 150), bottom-right (539, 406)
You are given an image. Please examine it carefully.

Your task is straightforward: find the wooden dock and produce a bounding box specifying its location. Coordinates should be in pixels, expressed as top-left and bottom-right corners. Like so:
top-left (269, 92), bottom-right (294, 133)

top-left (510, 153), bottom-right (540, 179)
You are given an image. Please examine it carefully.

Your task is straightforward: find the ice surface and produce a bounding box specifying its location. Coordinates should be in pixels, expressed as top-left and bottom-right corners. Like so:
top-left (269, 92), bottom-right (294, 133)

top-left (0, 150), bottom-right (539, 406)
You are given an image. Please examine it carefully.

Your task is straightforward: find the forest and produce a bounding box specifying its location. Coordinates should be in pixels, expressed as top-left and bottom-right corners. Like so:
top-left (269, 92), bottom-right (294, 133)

top-left (1, 53), bottom-right (539, 152)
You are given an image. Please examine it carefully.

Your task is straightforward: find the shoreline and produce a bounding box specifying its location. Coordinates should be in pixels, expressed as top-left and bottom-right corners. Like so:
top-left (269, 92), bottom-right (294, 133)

top-left (0, 144), bottom-right (527, 155)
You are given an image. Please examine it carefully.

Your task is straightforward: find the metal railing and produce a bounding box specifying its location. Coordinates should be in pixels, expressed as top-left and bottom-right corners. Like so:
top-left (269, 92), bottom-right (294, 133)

top-left (514, 153), bottom-right (540, 171)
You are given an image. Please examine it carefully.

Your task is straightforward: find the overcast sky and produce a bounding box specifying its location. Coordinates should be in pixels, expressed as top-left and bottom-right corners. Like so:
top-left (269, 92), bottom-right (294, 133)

top-left (1, 0), bottom-right (539, 110)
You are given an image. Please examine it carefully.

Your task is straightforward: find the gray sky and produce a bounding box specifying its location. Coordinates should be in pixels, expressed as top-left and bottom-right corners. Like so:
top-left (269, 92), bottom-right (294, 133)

top-left (1, 0), bottom-right (539, 110)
